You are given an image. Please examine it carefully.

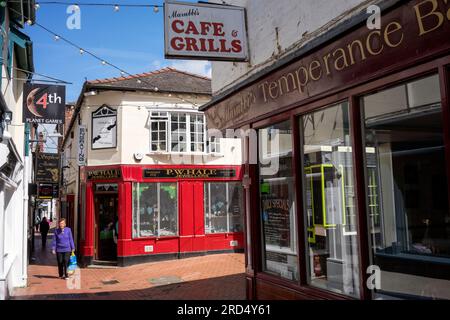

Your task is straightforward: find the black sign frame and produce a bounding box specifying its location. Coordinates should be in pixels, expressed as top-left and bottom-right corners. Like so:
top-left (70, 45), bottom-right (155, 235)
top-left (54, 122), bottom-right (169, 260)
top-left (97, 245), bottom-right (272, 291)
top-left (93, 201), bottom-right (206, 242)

top-left (143, 168), bottom-right (236, 179)
top-left (35, 153), bottom-right (60, 184)
top-left (22, 83), bottom-right (66, 124)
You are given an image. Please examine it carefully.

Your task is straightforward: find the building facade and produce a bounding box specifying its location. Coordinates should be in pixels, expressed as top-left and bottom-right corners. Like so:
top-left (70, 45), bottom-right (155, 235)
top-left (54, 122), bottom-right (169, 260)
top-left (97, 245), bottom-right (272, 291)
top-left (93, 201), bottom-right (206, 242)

top-left (204, 0), bottom-right (450, 299)
top-left (0, 1), bottom-right (35, 300)
top-left (61, 68), bottom-right (244, 266)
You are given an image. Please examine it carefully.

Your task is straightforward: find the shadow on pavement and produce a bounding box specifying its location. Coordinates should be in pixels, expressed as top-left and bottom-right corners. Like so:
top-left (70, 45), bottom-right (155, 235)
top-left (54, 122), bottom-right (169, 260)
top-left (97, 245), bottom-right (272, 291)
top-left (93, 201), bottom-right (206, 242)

top-left (12, 273), bottom-right (246, 300)
top-left (31, 232), bottom-right (58, 267)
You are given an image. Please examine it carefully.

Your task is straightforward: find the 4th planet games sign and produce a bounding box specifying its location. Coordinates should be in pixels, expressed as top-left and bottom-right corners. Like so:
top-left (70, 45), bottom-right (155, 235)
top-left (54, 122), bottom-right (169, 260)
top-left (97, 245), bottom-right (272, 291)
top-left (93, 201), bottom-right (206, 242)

top-left (22, 84), bottom-right (66, 124)
top-left (205, 0), bottom-right (450, 130)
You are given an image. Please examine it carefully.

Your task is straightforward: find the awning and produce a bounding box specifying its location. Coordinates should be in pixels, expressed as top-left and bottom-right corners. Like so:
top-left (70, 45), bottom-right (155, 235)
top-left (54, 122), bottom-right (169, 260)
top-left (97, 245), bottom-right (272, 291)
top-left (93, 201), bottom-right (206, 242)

top-left (9, 26), bottom-right (34, 74)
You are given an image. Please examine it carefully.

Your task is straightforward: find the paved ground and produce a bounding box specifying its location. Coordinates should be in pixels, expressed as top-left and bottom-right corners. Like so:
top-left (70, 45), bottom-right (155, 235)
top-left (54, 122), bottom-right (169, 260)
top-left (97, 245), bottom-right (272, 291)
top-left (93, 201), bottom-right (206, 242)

top-left (12, 233), bottom-right (245, 300)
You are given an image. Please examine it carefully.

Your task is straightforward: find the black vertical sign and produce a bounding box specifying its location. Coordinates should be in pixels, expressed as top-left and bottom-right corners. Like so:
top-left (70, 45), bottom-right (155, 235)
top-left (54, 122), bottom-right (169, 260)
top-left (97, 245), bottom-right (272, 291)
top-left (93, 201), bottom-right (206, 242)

top-left (22, 83), bottom-right (66, 124)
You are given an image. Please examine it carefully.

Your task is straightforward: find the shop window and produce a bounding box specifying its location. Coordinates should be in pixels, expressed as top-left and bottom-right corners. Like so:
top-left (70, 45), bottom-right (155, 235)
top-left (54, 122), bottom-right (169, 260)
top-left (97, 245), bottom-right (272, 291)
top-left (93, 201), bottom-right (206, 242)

top-left (204, 182), bottom-right (244, 234)
top-left (301, 102), bottom-right (360, 297)
top-left (362, 74), bottom-right (450, 300)
top-left (132, 182), bottom-right (178, 238)
top-left (259, 120), bottom-right (299, 281)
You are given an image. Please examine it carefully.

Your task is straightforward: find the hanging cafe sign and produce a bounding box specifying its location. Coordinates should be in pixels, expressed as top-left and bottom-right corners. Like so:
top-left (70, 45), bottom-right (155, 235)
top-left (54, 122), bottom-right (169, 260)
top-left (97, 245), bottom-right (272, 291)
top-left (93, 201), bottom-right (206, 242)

top-left (164, 1), bottom-right (248, 61)
top-left (204, 0), bottom-right (450, 130)
top-left (22, 84), bottom-right (66, 124)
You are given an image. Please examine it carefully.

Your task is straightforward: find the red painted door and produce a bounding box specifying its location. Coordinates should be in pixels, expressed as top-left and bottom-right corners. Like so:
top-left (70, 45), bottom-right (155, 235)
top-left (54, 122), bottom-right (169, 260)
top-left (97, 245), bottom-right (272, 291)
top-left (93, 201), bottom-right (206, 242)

top-left (179, 182), bottom-right (205, 253)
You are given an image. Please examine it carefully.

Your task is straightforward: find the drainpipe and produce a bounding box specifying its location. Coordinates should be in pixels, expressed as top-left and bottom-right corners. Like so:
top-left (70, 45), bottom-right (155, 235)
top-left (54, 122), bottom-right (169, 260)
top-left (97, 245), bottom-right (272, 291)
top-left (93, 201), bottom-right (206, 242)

top-left (21, 123), bottom-right (30, 285)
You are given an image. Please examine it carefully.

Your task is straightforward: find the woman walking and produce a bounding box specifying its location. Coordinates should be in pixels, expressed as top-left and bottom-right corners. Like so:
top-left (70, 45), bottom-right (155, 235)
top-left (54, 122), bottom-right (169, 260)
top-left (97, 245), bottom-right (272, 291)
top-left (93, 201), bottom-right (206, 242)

top-left (51, 218), bottom-right (75, 279)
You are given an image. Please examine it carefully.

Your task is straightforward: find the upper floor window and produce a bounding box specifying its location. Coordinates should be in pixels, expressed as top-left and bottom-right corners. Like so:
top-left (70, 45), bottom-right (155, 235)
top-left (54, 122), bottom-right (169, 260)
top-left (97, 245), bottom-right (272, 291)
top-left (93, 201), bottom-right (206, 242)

top-left (149, 111), bottom-right (206, 154)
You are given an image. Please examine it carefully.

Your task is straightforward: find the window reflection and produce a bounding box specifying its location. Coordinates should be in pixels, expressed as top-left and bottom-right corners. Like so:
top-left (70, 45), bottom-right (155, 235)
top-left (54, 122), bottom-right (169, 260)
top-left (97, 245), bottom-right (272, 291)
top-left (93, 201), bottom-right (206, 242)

top-left (363, 74), bottom-right (450, 300)
top-left (302, 102), bottom-right (360, 297)
top-left (259, 120), bottom-right (299, 281)
top-left (132, 183), bottom-right (178, 238)
top-left (204, 182), bottom-right (244, 234)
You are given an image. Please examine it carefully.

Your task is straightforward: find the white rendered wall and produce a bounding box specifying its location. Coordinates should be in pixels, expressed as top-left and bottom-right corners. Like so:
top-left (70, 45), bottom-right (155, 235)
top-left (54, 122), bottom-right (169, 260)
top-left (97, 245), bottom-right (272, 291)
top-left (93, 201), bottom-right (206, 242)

top-left (209, 0), bottom-right (374, 94)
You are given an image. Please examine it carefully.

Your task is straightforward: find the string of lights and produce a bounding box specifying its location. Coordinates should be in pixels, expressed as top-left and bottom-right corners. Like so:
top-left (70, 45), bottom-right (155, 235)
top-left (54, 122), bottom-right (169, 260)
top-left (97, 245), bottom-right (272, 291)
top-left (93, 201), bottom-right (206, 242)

top-left (5, 1), bottom-right (162, 12)
top-left (7, 5), bottom-right (200, 107)
top-left (0, 57), bottom-right (73, 84)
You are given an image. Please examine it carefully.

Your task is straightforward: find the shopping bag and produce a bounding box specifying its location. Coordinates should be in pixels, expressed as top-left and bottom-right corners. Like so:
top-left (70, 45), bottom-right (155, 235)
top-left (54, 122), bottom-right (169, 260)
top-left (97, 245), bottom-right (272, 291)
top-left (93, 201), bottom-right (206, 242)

top-left (67, 252), bottom-right (78, 275)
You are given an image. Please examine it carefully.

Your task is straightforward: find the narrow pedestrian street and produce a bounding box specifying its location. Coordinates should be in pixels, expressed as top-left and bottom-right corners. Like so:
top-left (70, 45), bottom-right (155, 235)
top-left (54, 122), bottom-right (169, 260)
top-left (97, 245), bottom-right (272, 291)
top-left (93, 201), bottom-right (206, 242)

top-left (12, 233), bottom-right (245, 300)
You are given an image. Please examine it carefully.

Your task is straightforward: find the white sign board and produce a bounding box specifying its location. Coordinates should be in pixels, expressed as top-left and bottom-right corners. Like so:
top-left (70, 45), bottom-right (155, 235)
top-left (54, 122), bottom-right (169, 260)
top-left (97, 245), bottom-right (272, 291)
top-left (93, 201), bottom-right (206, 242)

top-left (164, 1), bottom-right (248, 61)
top-left (91, 105), bottom-right (117, 150)
top-left (77, 125), bottom-right (87, 166)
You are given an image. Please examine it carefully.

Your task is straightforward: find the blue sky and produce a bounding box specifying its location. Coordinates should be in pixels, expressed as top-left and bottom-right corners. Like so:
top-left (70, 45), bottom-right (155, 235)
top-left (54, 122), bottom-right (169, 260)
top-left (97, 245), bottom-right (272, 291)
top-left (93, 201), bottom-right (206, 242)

top-left (23, 0), bottom-right (211, 103)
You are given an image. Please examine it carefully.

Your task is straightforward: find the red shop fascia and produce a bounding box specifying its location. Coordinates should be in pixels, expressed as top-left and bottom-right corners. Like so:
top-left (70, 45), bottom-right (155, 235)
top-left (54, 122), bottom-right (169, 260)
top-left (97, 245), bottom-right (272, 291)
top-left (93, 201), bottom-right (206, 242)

top-left (77, 164), bottom-right (244, 267)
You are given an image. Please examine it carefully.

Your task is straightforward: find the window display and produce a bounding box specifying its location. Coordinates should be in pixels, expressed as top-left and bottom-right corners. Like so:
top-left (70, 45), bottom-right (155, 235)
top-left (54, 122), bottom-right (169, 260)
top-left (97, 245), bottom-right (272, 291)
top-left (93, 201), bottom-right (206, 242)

top-left (362, 74), bottom-right (450, 300)
top-left (259, 120), bottom-right (299, 281)
top-left (301, 102), bottom-right (360, 297)
top-left (132, 182), bottom-right (178, 238)
top-left (204, 182), bottom-right (243, 233)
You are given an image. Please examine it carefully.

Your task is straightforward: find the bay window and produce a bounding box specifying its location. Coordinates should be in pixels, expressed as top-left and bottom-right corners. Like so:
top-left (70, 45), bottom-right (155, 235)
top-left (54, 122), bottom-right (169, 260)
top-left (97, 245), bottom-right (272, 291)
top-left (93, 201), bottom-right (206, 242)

top-left (148, 111), bottom-right (207, 153)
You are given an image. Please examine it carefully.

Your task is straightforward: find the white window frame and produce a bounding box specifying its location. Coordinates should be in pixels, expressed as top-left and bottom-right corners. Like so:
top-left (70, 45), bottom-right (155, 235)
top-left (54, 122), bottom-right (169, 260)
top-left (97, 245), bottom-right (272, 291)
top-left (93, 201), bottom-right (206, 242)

top-left (132, 182), bottom-right (179, 238)
top-left (149, 112), bottom-right (169, 153)
top-left (148, 110), bottom-right (207, 155)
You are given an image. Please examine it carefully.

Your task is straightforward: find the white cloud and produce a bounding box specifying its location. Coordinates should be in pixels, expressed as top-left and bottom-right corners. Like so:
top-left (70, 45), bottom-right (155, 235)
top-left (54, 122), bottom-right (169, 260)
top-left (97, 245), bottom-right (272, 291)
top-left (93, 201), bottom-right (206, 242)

top-left (168, 60), bottom-right (212, 78)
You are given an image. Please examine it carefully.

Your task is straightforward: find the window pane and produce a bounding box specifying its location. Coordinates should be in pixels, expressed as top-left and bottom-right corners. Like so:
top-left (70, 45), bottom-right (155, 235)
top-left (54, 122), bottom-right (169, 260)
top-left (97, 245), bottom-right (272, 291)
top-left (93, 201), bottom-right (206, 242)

top-left (159, 183), bottom-right (178, 236)
top-left (228, 182), bottom-right (244, 232)
top-left (133, 183), bottom-right (158, 237)
top-left (362, 74), bottom-right (450, 300)
top-left (301, 102), bottom-right (360, 298)
top-left (205, 183), bottom-right (228, 233)
top-left (259, 120), bottom-right (299, 281)
top-left (132, 183), bottom-right (178, 238)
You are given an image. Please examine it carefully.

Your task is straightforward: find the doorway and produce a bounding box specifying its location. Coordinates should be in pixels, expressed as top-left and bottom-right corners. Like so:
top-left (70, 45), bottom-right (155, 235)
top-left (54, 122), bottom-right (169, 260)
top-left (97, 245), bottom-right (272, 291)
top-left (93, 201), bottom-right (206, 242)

top-left (94, 184), bottom-right (118, 262)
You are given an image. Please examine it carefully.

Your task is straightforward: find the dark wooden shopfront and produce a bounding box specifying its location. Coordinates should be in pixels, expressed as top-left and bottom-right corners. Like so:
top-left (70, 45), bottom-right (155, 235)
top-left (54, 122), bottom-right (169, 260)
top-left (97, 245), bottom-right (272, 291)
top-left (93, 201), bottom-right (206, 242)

top-left (202, 0), bottom-right (450, 300)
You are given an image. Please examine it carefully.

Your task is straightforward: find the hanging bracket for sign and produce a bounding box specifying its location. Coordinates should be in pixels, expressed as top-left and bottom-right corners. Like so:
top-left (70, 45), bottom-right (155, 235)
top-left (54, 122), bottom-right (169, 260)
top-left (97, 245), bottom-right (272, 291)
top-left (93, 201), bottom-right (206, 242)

top-left (164, 1), bottom-right (249, 61)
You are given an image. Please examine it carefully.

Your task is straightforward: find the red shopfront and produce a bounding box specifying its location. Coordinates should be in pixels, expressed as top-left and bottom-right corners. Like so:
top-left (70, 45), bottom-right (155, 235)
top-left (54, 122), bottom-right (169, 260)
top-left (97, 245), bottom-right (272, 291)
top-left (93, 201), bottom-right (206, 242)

top-left (78, 165), bottom-right (244, 266)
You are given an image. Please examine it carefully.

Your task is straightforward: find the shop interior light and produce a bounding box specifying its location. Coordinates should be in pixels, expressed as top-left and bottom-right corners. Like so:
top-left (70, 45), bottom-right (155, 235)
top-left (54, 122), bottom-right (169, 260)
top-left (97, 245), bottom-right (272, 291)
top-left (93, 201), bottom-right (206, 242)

top-left (153, 6), bottom-right (159, 13)
top-left (79, 49), bottom-right (84, 54)
top-left (114, 5), bottom-right (120, 12)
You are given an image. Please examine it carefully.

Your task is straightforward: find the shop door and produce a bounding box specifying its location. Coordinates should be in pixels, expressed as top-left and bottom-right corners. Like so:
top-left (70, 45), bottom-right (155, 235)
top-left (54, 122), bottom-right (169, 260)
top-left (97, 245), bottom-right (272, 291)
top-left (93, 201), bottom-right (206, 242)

top-left (94, 193), bottom-right (118, 261)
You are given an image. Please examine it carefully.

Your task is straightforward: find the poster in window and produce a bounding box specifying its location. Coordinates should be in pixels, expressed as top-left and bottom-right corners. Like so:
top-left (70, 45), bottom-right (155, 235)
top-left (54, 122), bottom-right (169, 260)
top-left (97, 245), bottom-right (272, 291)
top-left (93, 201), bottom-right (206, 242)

top-left (262, 196), bottom-right (291, 248)
top-left (92, 105), bottom-right (117, 149)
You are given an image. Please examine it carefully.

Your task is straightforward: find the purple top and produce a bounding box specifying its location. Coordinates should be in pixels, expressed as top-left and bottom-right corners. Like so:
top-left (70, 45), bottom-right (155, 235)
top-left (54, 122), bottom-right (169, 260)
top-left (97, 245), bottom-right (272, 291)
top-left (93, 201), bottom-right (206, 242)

top-left (51, 227), bottom-right (75, 253)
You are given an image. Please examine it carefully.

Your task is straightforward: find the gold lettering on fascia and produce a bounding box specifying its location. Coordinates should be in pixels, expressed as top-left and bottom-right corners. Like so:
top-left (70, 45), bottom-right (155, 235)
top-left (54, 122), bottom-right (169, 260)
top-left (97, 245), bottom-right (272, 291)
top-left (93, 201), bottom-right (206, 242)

top-left (211, 0), bottom-right (449, 126)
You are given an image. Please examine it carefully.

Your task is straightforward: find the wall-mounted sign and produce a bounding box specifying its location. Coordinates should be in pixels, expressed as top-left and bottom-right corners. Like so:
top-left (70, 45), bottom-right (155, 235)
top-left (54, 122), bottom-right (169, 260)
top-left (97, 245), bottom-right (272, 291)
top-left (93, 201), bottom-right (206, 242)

top-left (164, 1), bottom-right (248, 61)
top-left (78, 125), bottom-right (87, 166)
top-left (35, 153), bottom-right (60, 183)
top-left (92, 105), bottom-right (117, 150)
top-left (22, 84), bottom-right (65, 124)
top-left (143, 168), bottom-right (236, 179)
top-left (87, 169), bottom-right (121, 180)
top-left (38, 183), bottom-right (59, 199)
